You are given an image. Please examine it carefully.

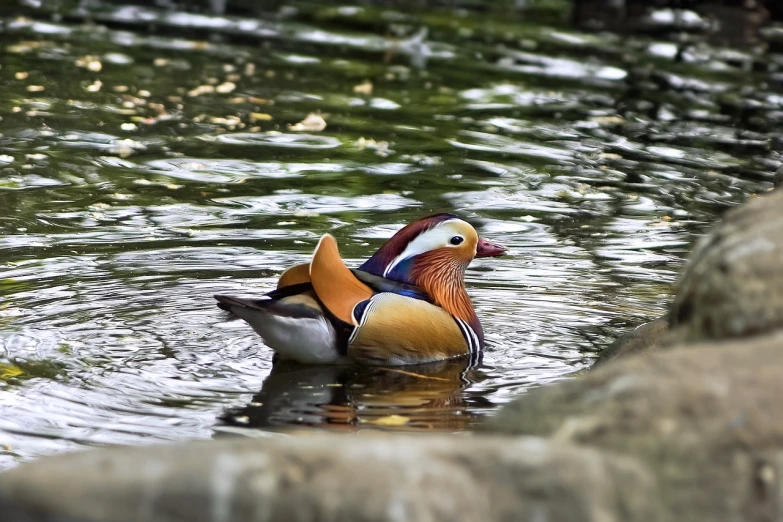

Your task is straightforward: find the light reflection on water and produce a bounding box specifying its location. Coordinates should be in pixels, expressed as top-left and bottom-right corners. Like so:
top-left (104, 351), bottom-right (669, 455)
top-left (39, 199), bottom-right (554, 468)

top-left (0, 1), bottom-right (776, 469)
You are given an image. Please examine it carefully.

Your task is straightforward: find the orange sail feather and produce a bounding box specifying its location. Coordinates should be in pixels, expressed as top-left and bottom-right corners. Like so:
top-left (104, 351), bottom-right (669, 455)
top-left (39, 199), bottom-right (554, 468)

top-left (310, 234), bottom-right (374, 325)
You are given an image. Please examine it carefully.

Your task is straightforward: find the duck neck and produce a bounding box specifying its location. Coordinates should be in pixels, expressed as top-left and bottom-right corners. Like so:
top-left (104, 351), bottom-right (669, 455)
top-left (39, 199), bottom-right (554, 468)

top-left (409, 252), bottom-right (482, 339)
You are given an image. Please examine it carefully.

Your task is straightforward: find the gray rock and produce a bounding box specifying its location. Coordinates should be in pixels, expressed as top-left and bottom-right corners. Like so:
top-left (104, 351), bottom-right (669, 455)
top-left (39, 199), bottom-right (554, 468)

top-left (483, 331), bottom-right (783, 522)
top-left (593, 316), bottom-right (669, 367)
top-left (668, 189), bottom-right (783, 343)
top-left (0, 434), bottom-right (660, 522)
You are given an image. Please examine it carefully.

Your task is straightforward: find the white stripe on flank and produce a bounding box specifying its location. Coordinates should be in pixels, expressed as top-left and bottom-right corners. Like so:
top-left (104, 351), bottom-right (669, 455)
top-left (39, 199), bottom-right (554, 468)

top-left (457, 318), bottom-right (481, 355)
top-left (454, 318), bottom-right (474, 355)
top-left (454, 317), bottom-right (468, 346)
top-left (468, 323), bottom-right (480, 353)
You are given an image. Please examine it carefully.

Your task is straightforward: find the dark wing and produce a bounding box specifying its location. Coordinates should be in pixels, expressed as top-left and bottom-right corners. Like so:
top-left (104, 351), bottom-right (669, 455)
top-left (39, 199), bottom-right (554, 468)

top-left (351, 269), bottom-right (431, 303)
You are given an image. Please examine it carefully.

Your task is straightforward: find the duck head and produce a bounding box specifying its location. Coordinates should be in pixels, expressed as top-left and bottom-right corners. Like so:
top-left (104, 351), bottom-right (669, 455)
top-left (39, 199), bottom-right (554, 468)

top-left (359, 214), bottom-right (506, 325)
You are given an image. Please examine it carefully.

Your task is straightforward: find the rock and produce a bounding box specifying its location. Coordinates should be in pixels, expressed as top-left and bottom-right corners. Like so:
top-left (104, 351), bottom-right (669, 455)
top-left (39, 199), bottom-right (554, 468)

top-left (482, 331), bottom-right (783, 522)
top-left (668, 190), bottom-right (783, 343)
top-left (0, 435), bottom-right (660, 522)
top-left (774, 165), bottom-right (783, 187)
top-left (593, 317), bottom-right (669, 367)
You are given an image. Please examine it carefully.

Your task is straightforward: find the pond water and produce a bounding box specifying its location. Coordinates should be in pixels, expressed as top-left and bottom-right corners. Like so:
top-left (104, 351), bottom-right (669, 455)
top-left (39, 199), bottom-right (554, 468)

top-left (0, 1), bottom-right (776, 469)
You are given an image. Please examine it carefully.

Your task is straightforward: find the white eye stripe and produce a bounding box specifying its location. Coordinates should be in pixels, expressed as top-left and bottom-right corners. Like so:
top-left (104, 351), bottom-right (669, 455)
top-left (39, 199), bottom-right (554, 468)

top-left (383, 219), bottom-right (471, 277)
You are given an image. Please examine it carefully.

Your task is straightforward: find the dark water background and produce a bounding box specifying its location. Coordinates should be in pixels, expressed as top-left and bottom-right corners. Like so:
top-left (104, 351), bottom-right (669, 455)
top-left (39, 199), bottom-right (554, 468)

top-left (0, 0), bottom-right (777, 469)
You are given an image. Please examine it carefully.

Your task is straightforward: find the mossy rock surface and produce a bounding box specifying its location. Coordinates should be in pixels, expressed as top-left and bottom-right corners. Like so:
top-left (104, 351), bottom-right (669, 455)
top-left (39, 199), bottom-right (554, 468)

top-left (484, 331), bottom-right (783, 522)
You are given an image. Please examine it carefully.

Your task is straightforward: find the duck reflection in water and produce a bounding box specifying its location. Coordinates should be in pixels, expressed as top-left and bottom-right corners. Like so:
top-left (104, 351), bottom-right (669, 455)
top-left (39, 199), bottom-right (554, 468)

top-left (220, 355), bottom-right (485, 432)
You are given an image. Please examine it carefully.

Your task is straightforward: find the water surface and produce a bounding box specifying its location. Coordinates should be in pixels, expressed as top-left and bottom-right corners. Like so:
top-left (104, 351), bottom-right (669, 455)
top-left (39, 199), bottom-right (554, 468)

top-left (0, 1), bottom-right (776, 469)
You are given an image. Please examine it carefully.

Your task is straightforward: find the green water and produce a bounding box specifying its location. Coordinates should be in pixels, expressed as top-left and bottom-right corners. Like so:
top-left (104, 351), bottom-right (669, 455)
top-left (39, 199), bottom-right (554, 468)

top-left (0, 1), bottom-right (774, 468)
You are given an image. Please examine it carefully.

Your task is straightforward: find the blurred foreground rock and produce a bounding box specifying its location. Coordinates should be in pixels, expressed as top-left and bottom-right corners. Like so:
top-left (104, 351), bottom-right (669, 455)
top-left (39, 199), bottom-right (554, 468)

top-left (668, 189), bottom-right (783, 343)
top-left (593, 316), bottom-right (669, 367)
top-left (0, 435), bottom-right (658, 522)
top-left (484, 331), bottom-right (783, 522)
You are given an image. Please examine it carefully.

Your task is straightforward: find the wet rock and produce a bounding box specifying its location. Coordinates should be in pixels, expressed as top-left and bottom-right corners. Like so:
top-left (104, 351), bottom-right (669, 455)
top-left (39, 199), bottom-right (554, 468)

top-left (483, 331), bottom-right (783, 522)
top-left (592, 316), bottom-right (669, 367)
top-left (668, 189), bottom-right (783, 343)
top-left (0, 435), bottom-right (659, 522)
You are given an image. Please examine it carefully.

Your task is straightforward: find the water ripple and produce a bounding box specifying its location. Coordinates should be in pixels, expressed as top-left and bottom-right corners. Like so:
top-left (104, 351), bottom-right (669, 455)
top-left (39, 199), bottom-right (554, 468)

top-left (203, 133), bottom-right (342, 149)
top-left (0, 0), bottom-right (777, 469)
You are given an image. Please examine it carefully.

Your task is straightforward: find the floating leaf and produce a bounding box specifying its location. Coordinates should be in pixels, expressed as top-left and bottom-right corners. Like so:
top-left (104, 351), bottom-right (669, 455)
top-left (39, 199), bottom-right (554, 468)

top-left (289, 113), bottom-right (327, 132)
top-left (363, 415), bottom-right (409, 426)
top-left (0, 363), bottom-right (24, 380)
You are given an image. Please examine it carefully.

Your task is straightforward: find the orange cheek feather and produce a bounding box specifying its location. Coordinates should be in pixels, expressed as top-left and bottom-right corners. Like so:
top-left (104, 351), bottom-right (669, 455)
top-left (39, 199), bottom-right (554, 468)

top-left (410, 249), bottom-right (476, 327)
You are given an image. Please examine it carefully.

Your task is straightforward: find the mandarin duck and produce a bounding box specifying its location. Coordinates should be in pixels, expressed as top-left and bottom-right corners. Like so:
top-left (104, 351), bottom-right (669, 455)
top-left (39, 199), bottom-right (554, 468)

top-left (215, 214), bottom-right (506, 365)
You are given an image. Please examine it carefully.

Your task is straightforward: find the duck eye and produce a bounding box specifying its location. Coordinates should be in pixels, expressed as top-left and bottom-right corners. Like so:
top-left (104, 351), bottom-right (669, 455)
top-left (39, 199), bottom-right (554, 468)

top-left (450, 236), bottom-right (464, 246)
